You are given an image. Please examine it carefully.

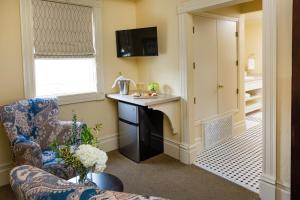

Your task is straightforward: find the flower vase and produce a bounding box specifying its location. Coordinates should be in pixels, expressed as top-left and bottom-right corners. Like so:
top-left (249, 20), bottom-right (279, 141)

top-left (78, 172), bottom-right (97, 187)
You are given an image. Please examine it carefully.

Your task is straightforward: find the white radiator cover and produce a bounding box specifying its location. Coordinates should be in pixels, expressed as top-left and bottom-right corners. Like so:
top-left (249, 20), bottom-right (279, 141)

top-left (203, 114), bottom-right (233, 149)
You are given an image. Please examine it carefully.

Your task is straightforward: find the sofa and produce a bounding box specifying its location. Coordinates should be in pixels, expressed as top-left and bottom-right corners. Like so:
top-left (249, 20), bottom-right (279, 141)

top-left (10, 165), bottom-right (165, 200)
top-left (0, 98), bottom-right (82, 179)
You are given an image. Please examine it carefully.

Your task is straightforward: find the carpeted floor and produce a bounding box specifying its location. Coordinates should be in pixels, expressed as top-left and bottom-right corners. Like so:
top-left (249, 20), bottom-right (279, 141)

top-left (0, 151), bottom-right (259, 200)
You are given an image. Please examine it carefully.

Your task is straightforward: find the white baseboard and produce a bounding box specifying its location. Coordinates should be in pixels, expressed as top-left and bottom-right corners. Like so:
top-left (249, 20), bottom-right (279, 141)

top-left (276, 183), bottom-right (290, 200)
top-left (99, 134), bottom-right (185, 162)
top-left (100, 134), bottom-right (200, 164)
top-left (99, 134), bottom-right (118, 152)
top-left (0, 162), bottom-right (13, 187)
top-left (164, 138), bottom-right (180, 160)
top-left (99, 134), bottom-right (183, 161)
top-left (179, 140), bottom-right (202, 164)
top-left (233, 119), bottom-right (246, 136)
top-left (190, 137), bottom-right (202, 163)
top-left (179, 144), bottom-right (190, 164)
top-left (260, 179), bottom-right (276, 200)
top-left (100, 134), bottom-right (183, 161)
top-left (260, 179), bottom-right (290, 200)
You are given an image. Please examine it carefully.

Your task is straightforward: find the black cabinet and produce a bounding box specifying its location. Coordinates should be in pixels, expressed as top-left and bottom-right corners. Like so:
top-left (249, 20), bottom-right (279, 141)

top-left (118, 101), bottom-right (163, 162)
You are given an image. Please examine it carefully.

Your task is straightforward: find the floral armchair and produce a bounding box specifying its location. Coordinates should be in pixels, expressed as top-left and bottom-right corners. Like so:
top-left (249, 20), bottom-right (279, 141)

top-left (0, 98), bottom-right (82, 179)
top-left (10, 165), bottom-right (165, 200)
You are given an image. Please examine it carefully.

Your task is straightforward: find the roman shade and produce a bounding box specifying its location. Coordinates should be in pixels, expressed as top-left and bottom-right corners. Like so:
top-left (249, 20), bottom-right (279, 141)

top-left (32, 0), bottom-right (95, 57)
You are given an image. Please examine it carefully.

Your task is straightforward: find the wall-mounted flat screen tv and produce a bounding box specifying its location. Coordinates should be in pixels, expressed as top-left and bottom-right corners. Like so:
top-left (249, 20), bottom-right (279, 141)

top-left (116, 27), bottom-right (158, 57)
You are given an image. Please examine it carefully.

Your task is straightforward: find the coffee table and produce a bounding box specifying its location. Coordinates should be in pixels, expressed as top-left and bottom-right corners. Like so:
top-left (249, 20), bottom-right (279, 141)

top-left (68, 172), bottom-right (124, 192)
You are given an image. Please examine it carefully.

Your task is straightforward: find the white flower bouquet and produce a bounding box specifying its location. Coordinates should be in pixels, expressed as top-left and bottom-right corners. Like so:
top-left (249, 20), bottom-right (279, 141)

top-left (75, 144), bottom-right (108, 173)
top-left (50, 114), bottom-right (107, 185)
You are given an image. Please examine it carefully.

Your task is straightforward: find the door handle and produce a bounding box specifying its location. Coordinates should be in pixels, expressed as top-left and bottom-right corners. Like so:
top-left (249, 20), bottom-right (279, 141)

top-left (218, 85), bottom-right (224, 88)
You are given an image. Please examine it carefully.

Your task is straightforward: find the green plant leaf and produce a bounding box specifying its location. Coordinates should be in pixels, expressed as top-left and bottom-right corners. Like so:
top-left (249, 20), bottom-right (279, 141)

top-left (81, 125), bottom-right (94, 145)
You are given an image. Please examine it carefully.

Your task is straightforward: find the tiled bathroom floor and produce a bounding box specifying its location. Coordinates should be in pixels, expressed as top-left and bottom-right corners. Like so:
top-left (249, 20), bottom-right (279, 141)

top-left (194, 112), bottom-right (263, 193)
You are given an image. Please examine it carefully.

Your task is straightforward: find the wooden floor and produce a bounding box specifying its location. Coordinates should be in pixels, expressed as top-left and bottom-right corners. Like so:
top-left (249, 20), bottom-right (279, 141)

top-left (0, 184), bottom-right (15, 200)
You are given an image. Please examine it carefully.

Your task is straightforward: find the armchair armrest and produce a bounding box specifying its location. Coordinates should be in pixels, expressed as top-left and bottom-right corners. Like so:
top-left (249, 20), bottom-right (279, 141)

top-left (10, 165), bottom-right (99, 200)
top-left (10, 165), bottom-right (166, 200)
top-left (13, 141), bottom-right (43, 168)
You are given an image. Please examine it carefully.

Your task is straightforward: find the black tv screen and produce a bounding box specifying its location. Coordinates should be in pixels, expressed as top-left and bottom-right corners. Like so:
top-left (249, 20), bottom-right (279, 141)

top-left (116, 27), bottom-right (158, 57)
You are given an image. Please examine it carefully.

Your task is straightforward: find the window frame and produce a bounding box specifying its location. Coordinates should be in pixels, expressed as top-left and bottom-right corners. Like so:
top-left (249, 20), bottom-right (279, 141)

top-left (20, 0), bottom-right (105, 105)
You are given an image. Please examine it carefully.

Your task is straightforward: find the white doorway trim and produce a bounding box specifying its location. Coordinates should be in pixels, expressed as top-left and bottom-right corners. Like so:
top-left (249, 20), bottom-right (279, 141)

top-left (178, 0), bottom-right (278, 199)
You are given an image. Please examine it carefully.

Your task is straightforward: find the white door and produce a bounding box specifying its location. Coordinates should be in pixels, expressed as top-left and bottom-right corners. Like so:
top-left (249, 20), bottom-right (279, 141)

top-left (217, 19), bottom-right (238, 114)
top-left (193, 16), bottom-right (218, 121)
top-left (193, 16), bottom-right (238, 120)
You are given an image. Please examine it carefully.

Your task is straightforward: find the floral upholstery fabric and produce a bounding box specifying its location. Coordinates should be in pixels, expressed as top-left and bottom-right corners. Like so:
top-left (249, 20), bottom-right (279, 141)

top-left (42, 149), bottom-right (60, 166)
top-left (10, 165), bottom-right (166, 200)
top-left (13, 140), bottom-right (43, 168)
top-left (91, 191), bottom-right (166, 200)
top-left (10, 165), bottom-right (99, 200)
top-left (0, 98), bottom-right (81, 179)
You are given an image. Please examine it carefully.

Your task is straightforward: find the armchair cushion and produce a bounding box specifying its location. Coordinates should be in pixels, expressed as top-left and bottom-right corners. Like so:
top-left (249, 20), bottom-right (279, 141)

top-left (10, 165), bottom-right (99, 200)
top-left (13, 140), bottom-right (43, 168)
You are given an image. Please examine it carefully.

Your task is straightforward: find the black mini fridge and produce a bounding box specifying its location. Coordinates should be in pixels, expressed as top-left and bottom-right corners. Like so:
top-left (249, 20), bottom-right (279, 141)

top-left (118, 101), bottom-right (163, 162)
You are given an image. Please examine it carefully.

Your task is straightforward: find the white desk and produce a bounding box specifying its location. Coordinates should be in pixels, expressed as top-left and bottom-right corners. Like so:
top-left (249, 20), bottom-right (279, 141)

top-left (106, 93), bottom-right (181, 134)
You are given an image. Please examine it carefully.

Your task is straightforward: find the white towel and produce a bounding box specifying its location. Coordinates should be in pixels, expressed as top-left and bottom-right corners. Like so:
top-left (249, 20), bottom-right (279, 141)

top-left (112, 75), bottom-right (136, 88)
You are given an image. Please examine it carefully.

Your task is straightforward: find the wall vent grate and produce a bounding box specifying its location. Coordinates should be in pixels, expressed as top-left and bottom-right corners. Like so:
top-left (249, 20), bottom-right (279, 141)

top-left (203, 115), bottom-right (232, 149)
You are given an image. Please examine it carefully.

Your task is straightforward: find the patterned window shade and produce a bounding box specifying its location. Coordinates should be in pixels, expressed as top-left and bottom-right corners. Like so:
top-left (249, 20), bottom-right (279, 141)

top-left (32, 0), bottom-right (95, 57)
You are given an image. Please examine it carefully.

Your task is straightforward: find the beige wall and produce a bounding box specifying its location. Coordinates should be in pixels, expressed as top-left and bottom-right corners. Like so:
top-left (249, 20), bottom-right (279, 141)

top-left (208, 5), bottom-right (241, 17)
top-left (135, 0), bottom-right (181, 143)
top-left (244, 12), bottom-right (262, 76)
top-left (135, 0), bottom-right (181, 96)
top-left (240, 0), bottom-right (262, 13)
top-left (0, 0), bottom-right (24, 186)
top-left (0, 0), bottom-right (138, 186)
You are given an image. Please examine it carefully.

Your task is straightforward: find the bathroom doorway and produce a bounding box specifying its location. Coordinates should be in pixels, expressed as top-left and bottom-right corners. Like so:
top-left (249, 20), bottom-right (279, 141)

top-left (192, 2), bottom-right (263, 194)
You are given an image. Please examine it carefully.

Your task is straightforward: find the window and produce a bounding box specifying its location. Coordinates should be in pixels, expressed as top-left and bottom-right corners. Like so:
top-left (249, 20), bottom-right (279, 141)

top-left (35, 58), bottom-right (97, 97)
top-left (20, 0), bottom-right (103, 104)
